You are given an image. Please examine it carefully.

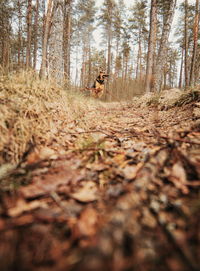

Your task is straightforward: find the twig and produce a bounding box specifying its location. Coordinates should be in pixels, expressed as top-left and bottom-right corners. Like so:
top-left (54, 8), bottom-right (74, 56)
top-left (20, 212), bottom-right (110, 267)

top-left (160, 135), bottom-right (200, 146)
top-left (50, 191), bottom-right (72, 216)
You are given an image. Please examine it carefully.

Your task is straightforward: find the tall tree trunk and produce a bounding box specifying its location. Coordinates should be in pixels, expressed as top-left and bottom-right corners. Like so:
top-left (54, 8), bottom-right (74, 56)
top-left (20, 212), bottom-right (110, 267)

top-left (33, 0), bottom-right (39, 70)
top-left (136, 34), bottom-right (142, 80)
top-left (63, 0), bottom-right (72, 82)
top-left (184, 0), bottom-right (189, 88)
top-left (139, 34), bottom-right (142, 80)
top-left (145, 0), bottom-right (157, 93)
top-left (124, 55), bottom-right (128, 80)
top-left (88, 38), bottom-right (92, 87)
top-left (2, 35), bottom-right (10, 71)
top-left (153, 0), bottom-right (177, 92)
top-left (26, 0), bottom-right (32, 69)
top-left (40, 0), bottom-right (54, 79)
top-left (17, 0), bottom-right (22, 66)
top-left (107, 24), bottom-right (112, 77)
top-left (189, 0), bottom-right (199, 86)
top-left (179, 47), bottom-right (184, 88)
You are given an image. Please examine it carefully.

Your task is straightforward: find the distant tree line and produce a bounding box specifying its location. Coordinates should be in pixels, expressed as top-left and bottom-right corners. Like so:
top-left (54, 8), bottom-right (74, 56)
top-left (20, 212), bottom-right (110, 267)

top-left (0, 0), bottom-right (199, 94)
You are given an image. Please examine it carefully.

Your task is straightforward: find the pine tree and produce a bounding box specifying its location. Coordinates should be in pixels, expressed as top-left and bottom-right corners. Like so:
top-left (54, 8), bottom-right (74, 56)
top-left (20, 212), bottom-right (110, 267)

top-left (99, 0), bottom-right (116, 76)
top-left (184, 0), bottom-right (189, 88)
top-left (189, 0), bottom-right (199, 86)
top-left (0, 1), bottom-right (13, 71)
top-left (63, 0), bottom-right (73, 82)
top-left (145, 0), bottom-right (157, 93)
top-left (129, 0), bottom-right (148, 80)
top-left (152, 0), bottom-right (177, 92)
top-left (26, 0), bottom-right (32, 69)
top-left (74, 0), bottom-right (96, 87)
top-left (33, 0), bottom-right (39, 70)
top-left (39, 0), bottom-right (54, 79)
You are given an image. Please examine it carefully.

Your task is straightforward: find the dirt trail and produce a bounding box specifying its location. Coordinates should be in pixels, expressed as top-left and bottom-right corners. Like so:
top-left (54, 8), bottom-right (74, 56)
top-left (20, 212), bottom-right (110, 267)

top-left (0, 101), bottom-right (200, 271)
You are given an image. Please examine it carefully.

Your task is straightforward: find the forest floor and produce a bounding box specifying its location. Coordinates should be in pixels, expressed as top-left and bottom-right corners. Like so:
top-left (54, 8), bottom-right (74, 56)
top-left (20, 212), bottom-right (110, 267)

top-left (0, 90), bottom-right (200, 271)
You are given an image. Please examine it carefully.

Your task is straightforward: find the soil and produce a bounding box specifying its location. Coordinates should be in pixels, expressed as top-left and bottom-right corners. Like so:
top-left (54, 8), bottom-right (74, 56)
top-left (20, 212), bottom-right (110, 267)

top-left (0, 101), bottom-right (199, 271)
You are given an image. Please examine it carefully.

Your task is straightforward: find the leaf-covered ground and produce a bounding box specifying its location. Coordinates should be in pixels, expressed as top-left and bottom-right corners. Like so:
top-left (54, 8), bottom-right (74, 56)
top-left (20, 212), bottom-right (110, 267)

top-left (0, 98), bottom-right (200, 271)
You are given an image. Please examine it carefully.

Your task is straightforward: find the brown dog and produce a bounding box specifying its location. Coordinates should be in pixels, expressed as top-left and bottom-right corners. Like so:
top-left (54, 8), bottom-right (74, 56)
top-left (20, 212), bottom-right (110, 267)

top-left (82, 70), bottom-right (109, 98)
top-left (91, 70), bottom-right (109, 98)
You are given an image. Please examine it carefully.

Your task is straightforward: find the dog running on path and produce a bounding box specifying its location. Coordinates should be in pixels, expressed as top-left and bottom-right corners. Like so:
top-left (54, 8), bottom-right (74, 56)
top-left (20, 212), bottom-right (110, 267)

top-left (82, 70), bottom-right (109, 98)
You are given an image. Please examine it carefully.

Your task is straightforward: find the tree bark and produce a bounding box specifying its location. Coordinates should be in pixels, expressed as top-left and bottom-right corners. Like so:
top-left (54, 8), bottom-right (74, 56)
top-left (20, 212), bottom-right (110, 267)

top-left (153, 0), bottom-right (177, 92)
top-left (145, 0), bottom-right (157, 93)
top-left (26, 0), bottom-right (32, 69)
top-left (17, 0), bottom-right (22, 66)
top-left (184, 0), bottom-right (189, 88)
top-left (189, 0), bottom-right (199, 86)
top-left (40, 0), bottom-right (54, 79)
top-left (63, 0), bottom-right (72, 82)
top-left (107, 24), bottom-right (112, 78)
top-left (179, 47), bottom-right (184, 88)
top-left (33, 0), bottom-right (39, 70)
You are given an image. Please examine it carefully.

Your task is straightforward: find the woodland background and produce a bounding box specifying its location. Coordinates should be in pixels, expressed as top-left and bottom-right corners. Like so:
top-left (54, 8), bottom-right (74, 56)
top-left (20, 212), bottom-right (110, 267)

top-left (0, 0), bottom-right (200, 100)
top-left (0, 1), bottom-right (200, 271)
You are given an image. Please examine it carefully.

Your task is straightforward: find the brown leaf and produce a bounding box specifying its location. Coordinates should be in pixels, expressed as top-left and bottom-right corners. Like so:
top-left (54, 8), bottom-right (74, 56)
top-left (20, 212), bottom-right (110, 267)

top-left (27, 147), bottom-right (57, 164)
top-left (7, 199), bottom-right (47, 217)
top-left (74, 207), bottom-right (98, 237)
top-left (122, 162), bottom-right (144, 180)
top-left (71, 181), bottom-right (98, 203)
top-left (172, 162), bottom-right (187, 183)
top-left (169, 162), bottom-right (189, 194)
top-left (20, 166), bottom-right (80, 199)
top-left (86, 162), bottom-right (109, 171)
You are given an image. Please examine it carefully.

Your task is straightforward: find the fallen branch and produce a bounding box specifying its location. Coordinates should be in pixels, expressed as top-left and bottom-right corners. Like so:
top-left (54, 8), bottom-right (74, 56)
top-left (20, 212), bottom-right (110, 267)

top-left (160, 135), bottom-right (200, 146)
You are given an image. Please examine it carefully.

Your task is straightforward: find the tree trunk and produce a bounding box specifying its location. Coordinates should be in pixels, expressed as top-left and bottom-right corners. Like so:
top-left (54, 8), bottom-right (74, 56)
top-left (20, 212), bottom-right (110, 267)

top-left (145, 0), bottom-right (157, 93)
top-left (153, 0), bottom-right (177, 92)
top-left (17, 0), bottom-right (22, 66)
top-left (189, 0), bottom-right (199, 86)
top-left (184, 0), bottom-right (189, 88)
top-left (40, 0), bottom-right (54, 79)
top-left (26, 0), bottom-right (32, 69)
top-left (2, 36), bottom-right (10, 71)
top-left (63, 0), bottom-right (72, 82)
top-left (33, 0), bottom-right (39, 70)
top-left (107, 24), bottom-right (112, 78)
top-left (88, 38), bottom-right (92, 87)
top-left (179, 47), bottom-right (184, 88)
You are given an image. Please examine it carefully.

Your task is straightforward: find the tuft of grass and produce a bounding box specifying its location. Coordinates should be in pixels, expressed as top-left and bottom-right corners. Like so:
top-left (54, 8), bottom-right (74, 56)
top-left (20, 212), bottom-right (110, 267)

top-left (173, 89), bottom-right (200, 107)
top-left (0, 71), bottom-right (102, 164)
top-left (146, 94), bottom-right (160, 106)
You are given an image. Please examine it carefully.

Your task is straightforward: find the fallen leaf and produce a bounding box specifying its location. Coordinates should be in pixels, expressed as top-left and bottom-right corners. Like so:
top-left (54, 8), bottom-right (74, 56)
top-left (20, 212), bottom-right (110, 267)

top-left (27, 147), bottom-right (57, 164)
top-left (71, 181), bottom-right (98, 203)
top-left (122, 162), bottom-right (144, 180)
top-left (172, 162), bottom-right (187, 183)
top-left (74, 207), bottom-right (99, 237)
top-left (86, 162), bottom-right (109, 171)
top-left (7, 199), bottom-right (47, 217)
top-left (20, 165), bottom-right (80, 199)
top-left (169, 162), bottom-right (189, 194)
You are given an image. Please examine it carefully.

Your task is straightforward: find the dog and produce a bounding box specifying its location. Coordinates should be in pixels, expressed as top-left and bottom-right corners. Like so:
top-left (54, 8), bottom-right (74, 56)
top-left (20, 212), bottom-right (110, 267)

top-left (82, 70), bottom-right (109, 98)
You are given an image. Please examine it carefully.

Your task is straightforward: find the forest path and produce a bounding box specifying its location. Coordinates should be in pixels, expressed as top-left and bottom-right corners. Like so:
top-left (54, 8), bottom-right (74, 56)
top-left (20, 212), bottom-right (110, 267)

top-left (0, 101), bottom-right (200, 271)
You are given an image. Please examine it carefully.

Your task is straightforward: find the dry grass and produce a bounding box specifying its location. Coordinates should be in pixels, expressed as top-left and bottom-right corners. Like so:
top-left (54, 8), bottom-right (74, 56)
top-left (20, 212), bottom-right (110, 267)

top-left (173, 89), bottom-right (200, 107)
top-left (0, 71), bottom-right (102, 164)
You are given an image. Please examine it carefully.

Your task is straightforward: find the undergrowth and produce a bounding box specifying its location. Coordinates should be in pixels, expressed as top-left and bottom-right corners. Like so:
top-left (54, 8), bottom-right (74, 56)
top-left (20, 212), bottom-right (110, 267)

top-left (146, 87), bottom-right (200, 108)
top-left (173, 89), bottom-right (200, 107)
top-left (0, 71), bottom-right (101, 164)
